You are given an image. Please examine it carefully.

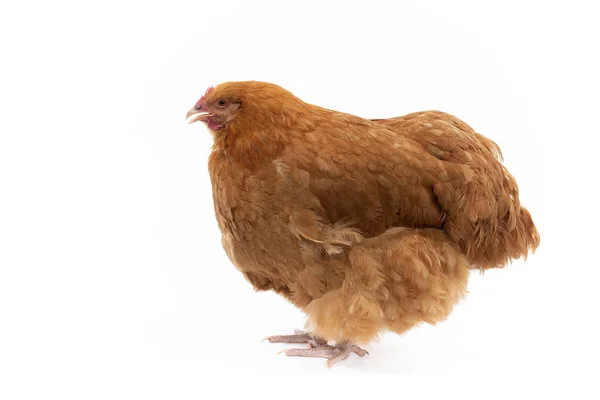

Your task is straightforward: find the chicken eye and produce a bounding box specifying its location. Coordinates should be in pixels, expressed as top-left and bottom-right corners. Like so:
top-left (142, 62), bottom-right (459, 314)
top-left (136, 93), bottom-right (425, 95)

top-left (216, 99), bottom-right (228, 108)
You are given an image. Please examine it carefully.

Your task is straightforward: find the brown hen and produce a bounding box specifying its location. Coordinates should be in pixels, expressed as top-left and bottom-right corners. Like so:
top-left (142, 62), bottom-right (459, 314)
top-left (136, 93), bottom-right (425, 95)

top-left (186, 81), bottom-right (539, 367)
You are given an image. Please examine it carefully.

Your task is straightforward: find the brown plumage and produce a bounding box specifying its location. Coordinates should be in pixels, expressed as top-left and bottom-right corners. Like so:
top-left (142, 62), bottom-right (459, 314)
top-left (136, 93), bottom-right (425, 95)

top-left (186, 81), bottom-right (539, 366)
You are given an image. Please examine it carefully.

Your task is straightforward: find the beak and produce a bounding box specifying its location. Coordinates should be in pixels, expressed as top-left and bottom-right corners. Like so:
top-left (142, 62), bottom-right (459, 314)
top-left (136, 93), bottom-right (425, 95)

top-left (186, 108), bottom-right (213, 124)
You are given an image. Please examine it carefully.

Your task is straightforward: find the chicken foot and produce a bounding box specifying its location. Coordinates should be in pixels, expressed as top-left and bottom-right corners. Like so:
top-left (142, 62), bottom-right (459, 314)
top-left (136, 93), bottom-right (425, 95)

top-left (264, 330), bottom-right (368, 367)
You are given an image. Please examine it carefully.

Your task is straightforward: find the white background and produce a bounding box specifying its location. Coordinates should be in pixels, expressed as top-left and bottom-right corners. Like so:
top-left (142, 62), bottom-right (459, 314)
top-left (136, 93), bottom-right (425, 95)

top-left (1, 0), bottom-right (598, 398)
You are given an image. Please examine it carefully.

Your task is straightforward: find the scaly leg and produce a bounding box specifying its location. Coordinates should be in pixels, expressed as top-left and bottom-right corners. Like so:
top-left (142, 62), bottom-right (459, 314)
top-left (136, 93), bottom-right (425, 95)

top-left (264, 330), bottom-right (368, 367)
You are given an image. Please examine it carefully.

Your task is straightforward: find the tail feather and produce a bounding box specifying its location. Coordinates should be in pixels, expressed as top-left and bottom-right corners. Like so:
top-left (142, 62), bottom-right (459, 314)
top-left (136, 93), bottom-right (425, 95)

top-left (445, 202), bottom-right (540, 270)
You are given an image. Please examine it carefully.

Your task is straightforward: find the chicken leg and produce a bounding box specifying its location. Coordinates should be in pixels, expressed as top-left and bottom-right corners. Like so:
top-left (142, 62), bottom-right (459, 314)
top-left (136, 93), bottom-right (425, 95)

top-left (264, 330), bottom-right (368, 367)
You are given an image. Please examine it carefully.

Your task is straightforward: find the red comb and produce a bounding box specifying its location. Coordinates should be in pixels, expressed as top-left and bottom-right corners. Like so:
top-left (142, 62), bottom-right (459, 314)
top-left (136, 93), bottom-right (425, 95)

top-left (195, 86), bottom-right (214, 108)
top-left (203, 86), bottom-right (214, 98)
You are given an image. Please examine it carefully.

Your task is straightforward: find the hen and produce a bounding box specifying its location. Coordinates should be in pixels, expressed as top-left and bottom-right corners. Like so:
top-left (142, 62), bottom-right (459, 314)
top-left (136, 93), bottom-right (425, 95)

top-left (186, 81), bottom-right (539, 367)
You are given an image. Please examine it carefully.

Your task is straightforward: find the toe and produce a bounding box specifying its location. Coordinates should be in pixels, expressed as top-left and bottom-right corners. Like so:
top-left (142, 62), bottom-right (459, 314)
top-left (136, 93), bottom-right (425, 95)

top-left (351, 345), bottom-right (369, 357)
top-left (283, 347), bottom-right (339, 358)
top-left (307, 338), bottom-right (330, 349)
top-left (326, 352), bottom-right (350, 368)
top-left (263, 333), bottom-right (312, 343)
